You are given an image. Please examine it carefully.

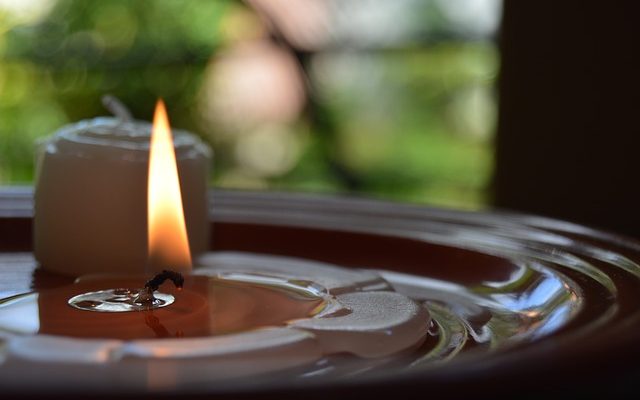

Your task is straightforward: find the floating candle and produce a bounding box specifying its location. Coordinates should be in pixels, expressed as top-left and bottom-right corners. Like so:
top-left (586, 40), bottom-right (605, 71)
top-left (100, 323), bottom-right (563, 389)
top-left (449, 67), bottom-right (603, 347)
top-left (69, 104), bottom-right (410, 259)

top-left (33, 98), bottom-right (211, 276)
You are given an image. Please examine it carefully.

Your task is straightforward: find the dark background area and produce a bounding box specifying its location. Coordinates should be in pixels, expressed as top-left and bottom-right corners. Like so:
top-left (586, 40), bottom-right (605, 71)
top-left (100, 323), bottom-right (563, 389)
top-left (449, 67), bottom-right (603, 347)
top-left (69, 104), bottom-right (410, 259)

top-left (495, 1), bottom-right (640, 238)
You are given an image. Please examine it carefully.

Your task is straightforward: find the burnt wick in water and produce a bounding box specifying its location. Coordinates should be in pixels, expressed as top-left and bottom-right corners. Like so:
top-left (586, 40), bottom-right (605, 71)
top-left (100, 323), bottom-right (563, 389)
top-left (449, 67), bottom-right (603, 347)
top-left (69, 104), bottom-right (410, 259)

top-left (145, 270), bottom-right (185, 291)
top-left (67, 270), bottom-right (183, 312)
top-left (134, 270), bottom-right (185, 307)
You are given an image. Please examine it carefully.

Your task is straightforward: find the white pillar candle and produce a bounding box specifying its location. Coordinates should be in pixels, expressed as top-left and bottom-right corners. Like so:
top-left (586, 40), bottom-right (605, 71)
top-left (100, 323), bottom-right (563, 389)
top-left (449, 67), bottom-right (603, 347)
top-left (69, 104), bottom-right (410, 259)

top-left (34, 108), bottom-right (211, 276)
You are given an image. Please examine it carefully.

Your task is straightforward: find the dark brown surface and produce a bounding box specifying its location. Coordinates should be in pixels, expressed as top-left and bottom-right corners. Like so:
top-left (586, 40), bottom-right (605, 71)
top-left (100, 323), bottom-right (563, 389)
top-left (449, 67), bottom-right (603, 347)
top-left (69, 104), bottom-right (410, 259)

top-left (494, 1), bottom-right (640, 238)
top-left (213, 223), bottom-right (515, 285)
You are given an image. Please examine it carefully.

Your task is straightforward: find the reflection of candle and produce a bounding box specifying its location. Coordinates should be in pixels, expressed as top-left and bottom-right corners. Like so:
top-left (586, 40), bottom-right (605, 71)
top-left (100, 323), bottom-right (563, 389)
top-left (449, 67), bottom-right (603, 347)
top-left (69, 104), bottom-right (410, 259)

top-left (34, 100), bottom-right (211, 276)
top-left (36, 274), bottom-right (326, 340)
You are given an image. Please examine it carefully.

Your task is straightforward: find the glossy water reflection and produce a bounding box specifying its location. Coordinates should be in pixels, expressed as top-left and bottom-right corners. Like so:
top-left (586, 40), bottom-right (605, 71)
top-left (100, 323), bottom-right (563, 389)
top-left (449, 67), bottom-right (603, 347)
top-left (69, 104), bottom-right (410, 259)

top-left (0, 273), bottom-right (327, 340)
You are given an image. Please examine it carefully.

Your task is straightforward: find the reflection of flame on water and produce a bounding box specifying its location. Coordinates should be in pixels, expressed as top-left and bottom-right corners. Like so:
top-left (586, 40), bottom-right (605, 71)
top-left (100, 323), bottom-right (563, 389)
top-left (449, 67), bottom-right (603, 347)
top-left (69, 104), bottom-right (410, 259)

top-left (147, 100), bottom-right (192, 272)
top-left (144, 312), bottom-right (184, 338)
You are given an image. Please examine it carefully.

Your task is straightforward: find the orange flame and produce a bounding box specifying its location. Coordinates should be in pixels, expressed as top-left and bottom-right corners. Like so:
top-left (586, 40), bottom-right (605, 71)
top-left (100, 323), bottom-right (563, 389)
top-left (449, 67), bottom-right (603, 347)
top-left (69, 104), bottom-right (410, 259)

top-left (147, 99), bottom-right (192, 271)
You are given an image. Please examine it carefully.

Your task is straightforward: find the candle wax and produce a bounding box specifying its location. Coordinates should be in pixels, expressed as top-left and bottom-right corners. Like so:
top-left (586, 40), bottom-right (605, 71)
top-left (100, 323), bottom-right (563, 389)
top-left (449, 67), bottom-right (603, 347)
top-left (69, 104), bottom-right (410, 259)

top-left (34, 117), bottom-right (211, 276)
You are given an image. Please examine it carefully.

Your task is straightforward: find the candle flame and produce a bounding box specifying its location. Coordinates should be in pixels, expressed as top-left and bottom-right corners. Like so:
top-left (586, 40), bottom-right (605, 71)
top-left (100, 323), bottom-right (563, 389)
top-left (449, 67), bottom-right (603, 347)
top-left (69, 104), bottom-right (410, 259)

top-left (147, 99), bottom-right (192, 271)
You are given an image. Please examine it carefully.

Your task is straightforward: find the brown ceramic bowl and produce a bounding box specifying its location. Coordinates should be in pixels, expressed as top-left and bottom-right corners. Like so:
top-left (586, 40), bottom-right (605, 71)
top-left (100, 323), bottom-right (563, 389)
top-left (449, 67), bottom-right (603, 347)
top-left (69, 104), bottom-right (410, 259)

top-left (1, 189), bottom-right (640, 398)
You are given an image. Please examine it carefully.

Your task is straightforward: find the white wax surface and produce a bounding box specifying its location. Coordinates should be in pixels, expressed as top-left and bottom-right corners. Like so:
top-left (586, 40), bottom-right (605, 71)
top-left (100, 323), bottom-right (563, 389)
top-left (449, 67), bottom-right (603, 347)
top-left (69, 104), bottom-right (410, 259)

top-left (34, 117), bottom-right (211, 276)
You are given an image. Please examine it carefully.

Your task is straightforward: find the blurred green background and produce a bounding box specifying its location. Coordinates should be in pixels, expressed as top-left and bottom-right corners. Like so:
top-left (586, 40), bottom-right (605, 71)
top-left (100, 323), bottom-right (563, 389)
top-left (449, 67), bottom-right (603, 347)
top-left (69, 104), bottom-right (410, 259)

top-left (0, 0), bottom-right (501, 209)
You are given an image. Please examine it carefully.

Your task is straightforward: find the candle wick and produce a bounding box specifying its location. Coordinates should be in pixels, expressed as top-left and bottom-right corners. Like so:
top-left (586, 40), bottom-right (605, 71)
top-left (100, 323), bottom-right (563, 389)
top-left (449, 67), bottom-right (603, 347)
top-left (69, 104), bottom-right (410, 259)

top-left (133, 287), bottom-right (156, 306)
top-left (102, 94), bottom-right (133, 122)
top-left (133, 270), bottom-right (184, 308)
top-left (144, 270), bottom-right (185, 292)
